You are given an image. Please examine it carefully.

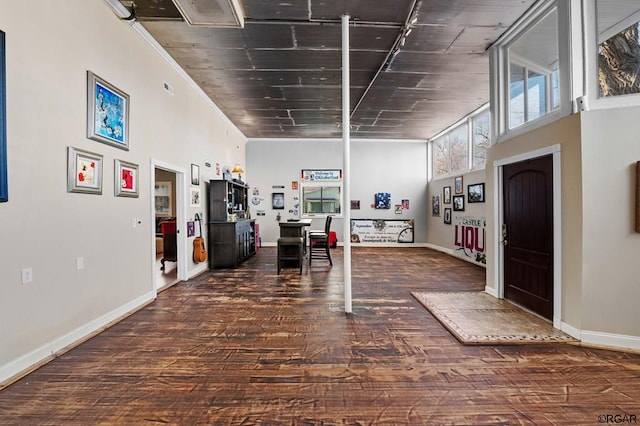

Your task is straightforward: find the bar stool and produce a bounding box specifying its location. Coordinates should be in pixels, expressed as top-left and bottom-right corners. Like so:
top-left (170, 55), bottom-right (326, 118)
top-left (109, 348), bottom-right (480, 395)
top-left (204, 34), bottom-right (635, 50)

top-left (277, 237), bottom-right (304, 274)
top-left (309, 216), bottom-right (333, 266)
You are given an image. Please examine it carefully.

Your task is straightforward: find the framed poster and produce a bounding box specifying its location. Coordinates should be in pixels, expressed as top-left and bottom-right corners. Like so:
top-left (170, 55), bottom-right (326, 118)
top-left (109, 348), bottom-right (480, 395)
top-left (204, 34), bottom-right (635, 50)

top-left (67, 147), bottom-right (103, 195)
top-left (191, 163), bottom-right (200, 186)
top-left (350, 219), bottom-right (414, 243)
top-left (444, 208), bottom-right (452, 224)
top-left (190, 187), bottom-right (201, 207)
top-left (155, 181), bottom-right (172, 217)
top-left (454, 176), bottom-right (464, 194)
top-left (87, 71), bottom-right (129, 150)
top-left (272, 192), bottom-right (284, 209)
top-left (468, 183), bottom-right (485, 203)
top-left (453, 195), bottom-right (465, 211)
top-left (443, 186), bottom-right (451, 204)
top-left (114, 159), bottom-right (139, 197)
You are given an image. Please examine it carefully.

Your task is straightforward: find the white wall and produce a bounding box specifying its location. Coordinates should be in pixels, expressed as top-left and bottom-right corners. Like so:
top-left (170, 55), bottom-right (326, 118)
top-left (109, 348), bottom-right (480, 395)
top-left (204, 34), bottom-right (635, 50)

top-left (0, 0), bottom-right (245, 384)
top-left (246, 139), bottom-right (428, 245)
top-left (580, 107), bottom-right (640, 340)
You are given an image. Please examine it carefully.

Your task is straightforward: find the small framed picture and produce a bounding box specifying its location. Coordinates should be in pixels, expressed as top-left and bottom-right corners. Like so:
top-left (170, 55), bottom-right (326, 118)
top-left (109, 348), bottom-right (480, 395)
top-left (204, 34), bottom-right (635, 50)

top-left (444, 208), bottom-right (452, 224)
top-left (454, 176), bottom-right (464, 194)
top-left (155, 181), bottom-right (172, 217)
top-left (432, 195), bottom-right (440, 216)
top-left (272, 192), bottom-right (284, 209)
top-left (114, 159), bottom-right (139, 197)
top-left (67, 147), bottom-right (103, 195)
top-left (87, 71), bottom-right (129, 150)
top-left (395, 204), bottom-right (403, 214)
top-left (443, 186), bottom-right (451, 204)
top-left (468, 183), bottom-right (485, 203)
top-left (453, 195), bottom-right (465, 211)
top-left (351, 200), bottom-right (360, 210)
top-left (190, 187), bottom-right (201, 207)
top-left (191, 163), bottom-right (200, 186)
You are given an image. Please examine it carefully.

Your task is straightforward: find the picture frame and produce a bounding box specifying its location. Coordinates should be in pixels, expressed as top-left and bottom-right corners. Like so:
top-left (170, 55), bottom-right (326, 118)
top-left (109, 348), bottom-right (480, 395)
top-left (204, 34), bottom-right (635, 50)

top-left (454, 176), bottom-right (464, 194)
top-left (190, 187), bottom-right (201, 207)
top-left (431, 195), bottom-right (440, 216)
top-left (155, 181), bottom-right (172, 217)
top-left (375, 192), bottom-right (391, 209)
top-left (87, 71), bottom-right (129, 150)
top-left (67, 147), bottom-right (103, 195)
top-left (468, 183), bottom-right (485, 203)
top-left (443, 186), bottom-right (451, 204)
top-left (444, 208), bottom-right (452, 225)
top-left (0, 30), bottom-right (6, 203)
top-left (272, 192), bottom-right (284, 209)
top-left (395, 204), bottom-right (403, 214)
top-left (351, 200), bottom-right (360, 210)
top-left (453, 195), bottom-right (465, 211)
top-left (191, 163), bottom-right (200, 186)
top-left (114, 159), bottom-right (139, 197)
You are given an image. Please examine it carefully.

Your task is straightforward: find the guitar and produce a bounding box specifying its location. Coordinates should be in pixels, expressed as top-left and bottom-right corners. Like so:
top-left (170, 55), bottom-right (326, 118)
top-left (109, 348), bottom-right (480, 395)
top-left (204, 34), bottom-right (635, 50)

top-left (193, 213), bottom-right (207, 263)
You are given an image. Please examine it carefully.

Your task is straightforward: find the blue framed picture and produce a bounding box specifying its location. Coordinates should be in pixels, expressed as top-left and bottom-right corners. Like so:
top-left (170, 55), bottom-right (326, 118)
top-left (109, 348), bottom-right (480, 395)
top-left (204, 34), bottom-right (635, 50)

top-left (87, 71), bottom-right (129, 150)
top-left (375, 192), bottom-right (391, 209)
top-left (0, 30), bottom-right (7, 202)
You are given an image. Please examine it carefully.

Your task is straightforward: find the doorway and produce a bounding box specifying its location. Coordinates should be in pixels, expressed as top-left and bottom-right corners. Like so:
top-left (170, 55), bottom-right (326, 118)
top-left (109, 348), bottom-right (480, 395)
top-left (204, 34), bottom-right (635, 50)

top-left (502, 154), bottom-right (554, 320)
top-left (152, 160), bottom-right (187, 292)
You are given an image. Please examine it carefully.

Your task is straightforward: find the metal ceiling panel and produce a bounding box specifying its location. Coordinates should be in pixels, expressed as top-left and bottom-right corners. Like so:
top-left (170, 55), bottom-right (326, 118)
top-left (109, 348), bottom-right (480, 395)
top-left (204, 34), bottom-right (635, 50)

top-left (119, 0), bottom-right (537, 139)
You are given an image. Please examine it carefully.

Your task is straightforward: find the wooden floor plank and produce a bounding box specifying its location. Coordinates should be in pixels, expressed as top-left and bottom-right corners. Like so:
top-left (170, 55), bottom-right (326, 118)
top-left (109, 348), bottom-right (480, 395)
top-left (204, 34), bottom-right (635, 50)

top-left (1, 247), bottom-right (639, 425)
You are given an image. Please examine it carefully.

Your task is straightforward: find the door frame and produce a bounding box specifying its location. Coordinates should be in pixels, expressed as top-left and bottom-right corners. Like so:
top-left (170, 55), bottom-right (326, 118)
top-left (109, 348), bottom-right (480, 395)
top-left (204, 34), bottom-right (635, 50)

top-left (492, 144), bottom-right (562, 328)
top-left (151, 158), bottom-right (188, 291)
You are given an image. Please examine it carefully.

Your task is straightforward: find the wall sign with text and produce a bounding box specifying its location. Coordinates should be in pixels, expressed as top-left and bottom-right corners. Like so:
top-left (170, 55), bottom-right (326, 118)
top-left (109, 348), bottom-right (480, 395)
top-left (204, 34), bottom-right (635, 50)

top-left (301, 169), bottom-right (342, 182)
top-left (350, 219), bottom-right (414, 244)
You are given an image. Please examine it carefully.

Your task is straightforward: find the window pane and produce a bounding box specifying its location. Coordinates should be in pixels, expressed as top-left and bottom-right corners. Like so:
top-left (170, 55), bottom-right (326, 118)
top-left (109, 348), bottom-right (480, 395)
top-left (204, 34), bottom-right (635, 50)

top-left (551, 69), bottom-right (560, 110)
top-left (449, 124), bottom-right (468, 173)
top-left (432, 135), bottom-right (449, 177)
top-left (527, 69), bottom-right (546, 121)
top-left (472, 111), bottom-right (490, 167)
top-left (510, 63), bottom-right (526, 129)
top-left (597, 1), bottom-right (640, 96)
top-left (302, 186), bottom-right (341, 215)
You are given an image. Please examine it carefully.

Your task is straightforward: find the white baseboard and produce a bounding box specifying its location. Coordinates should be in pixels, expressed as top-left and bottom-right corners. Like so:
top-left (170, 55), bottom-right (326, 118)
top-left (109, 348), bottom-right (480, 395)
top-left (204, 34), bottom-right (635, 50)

top-left (262, 242), bottom-right (430, 248)
top-left (561, 322), bottom-right (582, 340)
top-left (580, 329), bottom-right (640, 351)
top-left (0, 291), bottom-right (156, 387)
top-left (188, 263), bottom-right (209, 279)
top-left (484, 286), bottom-right (500, 298)
top-left (425, 243), bottom-right (487, 268)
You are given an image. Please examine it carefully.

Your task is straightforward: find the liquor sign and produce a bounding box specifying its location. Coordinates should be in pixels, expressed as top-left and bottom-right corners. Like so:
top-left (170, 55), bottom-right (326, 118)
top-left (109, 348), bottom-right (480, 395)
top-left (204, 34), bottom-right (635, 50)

top-left (301, 169), bottom-right (342, 182)
top-left (453, 216), bottom-right (487, 265)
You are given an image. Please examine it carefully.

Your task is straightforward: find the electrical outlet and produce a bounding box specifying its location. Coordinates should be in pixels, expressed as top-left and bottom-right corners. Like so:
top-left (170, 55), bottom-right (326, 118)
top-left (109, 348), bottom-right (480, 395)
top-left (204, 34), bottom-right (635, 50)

top-left (21, 268), bottom-right (33, 284)
top-left (132, 218), bottom-right (137, 228)
top-left (76, 257), bottom-right (84, 271)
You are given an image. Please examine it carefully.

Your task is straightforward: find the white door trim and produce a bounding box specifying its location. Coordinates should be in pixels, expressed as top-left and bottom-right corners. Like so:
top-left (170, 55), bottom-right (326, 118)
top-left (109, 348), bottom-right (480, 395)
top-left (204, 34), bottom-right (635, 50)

top-left (151, 159), bottom-right (188, 292)
top-left (492, 144), bottom-right (562, 329)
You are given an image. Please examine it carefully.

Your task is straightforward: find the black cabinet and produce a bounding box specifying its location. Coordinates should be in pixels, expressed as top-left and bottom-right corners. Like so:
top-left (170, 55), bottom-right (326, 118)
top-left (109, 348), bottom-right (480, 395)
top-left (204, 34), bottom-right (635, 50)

top-left (209, 220), bottom-right (256, 268)
top-left (208, 179), bottom-right (255, 268)
top-left (209, 179), bottom-right (249, 221)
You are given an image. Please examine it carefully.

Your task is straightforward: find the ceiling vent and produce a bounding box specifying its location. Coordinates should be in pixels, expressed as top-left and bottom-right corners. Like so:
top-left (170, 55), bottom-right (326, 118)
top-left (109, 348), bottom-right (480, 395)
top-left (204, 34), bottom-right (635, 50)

top-left (171, 0), bottom-right (245, 28)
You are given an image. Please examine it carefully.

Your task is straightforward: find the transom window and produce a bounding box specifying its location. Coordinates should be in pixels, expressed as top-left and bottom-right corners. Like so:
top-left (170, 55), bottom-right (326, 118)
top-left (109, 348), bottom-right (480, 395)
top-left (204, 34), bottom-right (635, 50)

top-left (507, 7), bottom-right (560, 130)
top-left (597, 1), bottom-right (640, 98)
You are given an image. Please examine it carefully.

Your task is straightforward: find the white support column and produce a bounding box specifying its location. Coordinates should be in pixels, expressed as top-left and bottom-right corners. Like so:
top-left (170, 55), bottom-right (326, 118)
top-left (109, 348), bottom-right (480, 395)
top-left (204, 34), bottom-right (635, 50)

top-left (342, 15), bottom-right (352, 313)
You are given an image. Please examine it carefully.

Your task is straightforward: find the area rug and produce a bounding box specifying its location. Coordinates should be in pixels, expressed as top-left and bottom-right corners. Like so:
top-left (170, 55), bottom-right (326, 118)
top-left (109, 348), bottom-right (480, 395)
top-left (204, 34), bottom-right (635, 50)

top-left (411, 291), bottom-right (578, 345)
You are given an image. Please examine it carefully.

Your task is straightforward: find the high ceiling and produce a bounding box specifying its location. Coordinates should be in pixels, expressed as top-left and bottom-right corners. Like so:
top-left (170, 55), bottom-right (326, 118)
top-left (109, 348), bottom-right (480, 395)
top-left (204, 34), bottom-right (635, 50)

top-left (117, 0), bottom-right (537, 140)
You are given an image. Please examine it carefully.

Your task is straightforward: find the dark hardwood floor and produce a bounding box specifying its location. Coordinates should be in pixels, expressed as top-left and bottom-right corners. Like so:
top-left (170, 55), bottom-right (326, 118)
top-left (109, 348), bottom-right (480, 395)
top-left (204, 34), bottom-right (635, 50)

top-left (1, 247), bottom-right (639, 425)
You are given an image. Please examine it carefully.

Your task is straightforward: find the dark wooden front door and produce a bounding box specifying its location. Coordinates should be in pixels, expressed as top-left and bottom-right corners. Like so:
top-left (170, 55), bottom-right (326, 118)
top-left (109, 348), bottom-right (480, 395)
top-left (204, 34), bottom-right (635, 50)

top-left (503, 155), bottom-right (554, 320)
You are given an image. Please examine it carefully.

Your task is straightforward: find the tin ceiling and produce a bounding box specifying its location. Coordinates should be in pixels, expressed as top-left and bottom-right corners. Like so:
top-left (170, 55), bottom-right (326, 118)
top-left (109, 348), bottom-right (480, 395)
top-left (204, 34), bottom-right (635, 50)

top-left (117, 0), bottom-right (536, 140)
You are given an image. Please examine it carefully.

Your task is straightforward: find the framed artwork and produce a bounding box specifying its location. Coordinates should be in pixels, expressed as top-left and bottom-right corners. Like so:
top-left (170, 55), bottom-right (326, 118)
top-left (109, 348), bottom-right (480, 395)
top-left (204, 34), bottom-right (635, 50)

top-left (114, 159), bottom-right (139, 197)
top-left (272, 192), bottom-right (284, 209)
top-left (453, 195), bottom-right (465, 211)
top-left (375, 192), bottom-right (391, 209)
top-left (155, 181), bottom-right (172, 217)
top-left (431, 195), bottom-right (440, 216)
top-left (187, 221), bottom-right (195, 237)
top-left (87, 71), bottom-right (129, 150)
top-left (454, 176), bottom-right (464, 194)
top-left (468, 183), bottom-right (485, 203)
top-left (0, 31), bottom-right (6, 202)
top-left (67, 147), bottom-right (103, 195)
top-left (190, 187), bottom-right (201, 207)
top-left (351, 200), bottom-right (360, 210)
top-left (191, 163), bottom-right (200, 186)
top-left (443, 186), bottom-right (451, 204)
top-left (395, 204), bottom-right (403, 214)
top-left (444, 208), bottom-right (452, 224)
top-left (402, 199), bottom-right (410, 209)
